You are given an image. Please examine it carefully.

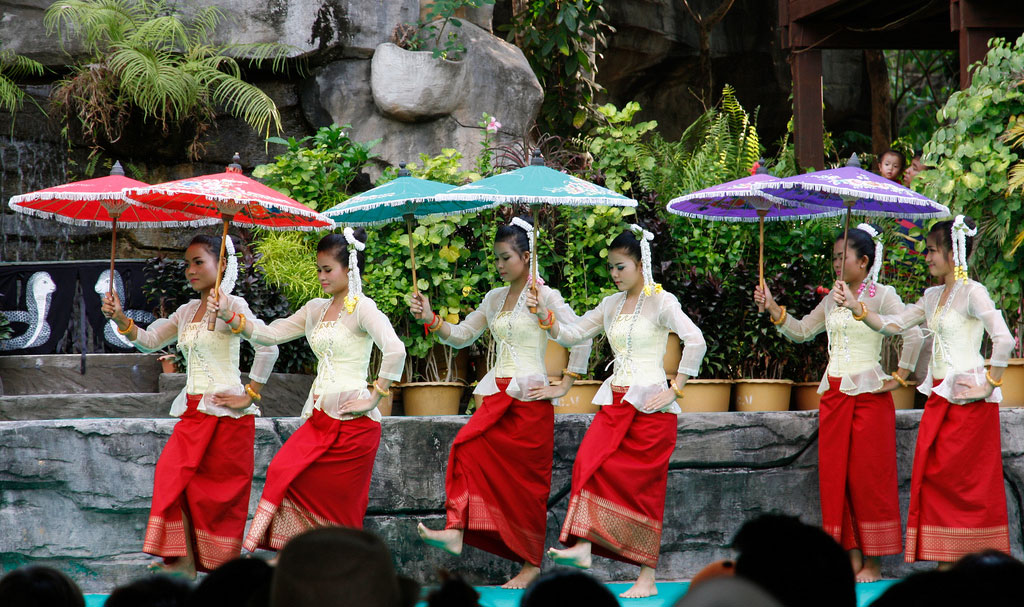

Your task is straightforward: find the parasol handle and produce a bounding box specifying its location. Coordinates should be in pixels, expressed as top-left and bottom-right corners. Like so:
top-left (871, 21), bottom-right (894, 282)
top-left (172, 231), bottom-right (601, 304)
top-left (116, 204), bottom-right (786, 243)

top-left (405, 214), bottom-right (427, 324)
top-left (109, 216), bottom-right (118, 298)
top-left (757, 210), bottom-right (767, 313)
top-left (839, 204), bottom-right (853, 284)
top-left (529, 205), bottom-right (540, 314)
top-left (208, 217), bottom-right (231, 331)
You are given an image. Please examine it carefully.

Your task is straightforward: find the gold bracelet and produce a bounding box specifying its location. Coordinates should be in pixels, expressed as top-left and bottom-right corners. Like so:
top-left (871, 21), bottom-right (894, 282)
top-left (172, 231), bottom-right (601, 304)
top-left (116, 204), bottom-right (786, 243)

top-left (231, 314), bottom-right (246, 334)
top-left (538, 310), bottom-right (554, 330)
top-left (770, 306), bottom-right (787, 326)
top-left (244, 383), bottom-right (262, 401)
top-left (890, 372), bottom-right (909, 388)
top-left (562, 369), bottom-right (582, 380)
top-left (986, 369), bottom-right (1004, 388)
top-left (427, 313), bottom-right (443, 333)
top-left (852, 302), bottom-right (868, 321)
top-left (117, 318), bottom-right (135, 335)
top-left (373, 381), bottom-right (391, 397)
top-left (669, 379), bottom-right (685, 398)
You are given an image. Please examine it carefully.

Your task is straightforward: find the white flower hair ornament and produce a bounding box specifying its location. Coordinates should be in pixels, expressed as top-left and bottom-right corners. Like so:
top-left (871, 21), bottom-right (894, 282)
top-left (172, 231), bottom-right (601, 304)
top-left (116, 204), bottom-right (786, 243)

top-left (951, 215), bottom-right (977, 284)
top-left (856, 223), bottom-right (883, 297)
top-left (510, 217), bottom-right (544, 286)
top-left (343, 227), bottom-right (366, 314)
top-left (629, 224), bottom-right (662, 296)
top-left (221, 234), bottom-right (238, 295)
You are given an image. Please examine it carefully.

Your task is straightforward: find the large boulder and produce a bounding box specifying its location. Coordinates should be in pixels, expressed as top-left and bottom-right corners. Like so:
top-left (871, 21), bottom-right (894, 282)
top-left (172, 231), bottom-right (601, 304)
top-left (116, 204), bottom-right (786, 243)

top-left (303, 20), bottom-right (542, 173)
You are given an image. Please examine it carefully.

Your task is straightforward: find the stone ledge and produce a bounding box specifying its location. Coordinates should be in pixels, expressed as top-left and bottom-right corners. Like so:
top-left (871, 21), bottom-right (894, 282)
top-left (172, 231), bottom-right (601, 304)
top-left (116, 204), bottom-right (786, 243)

top-left (0, 354), bottom-right (163, 395)
top-left (0, 411), bottom-right (1022, 592)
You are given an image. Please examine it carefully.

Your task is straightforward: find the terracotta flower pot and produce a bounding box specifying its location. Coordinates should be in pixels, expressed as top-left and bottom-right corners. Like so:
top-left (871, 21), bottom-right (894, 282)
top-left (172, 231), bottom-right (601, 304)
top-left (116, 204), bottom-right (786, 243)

top-left (791, 381), bottom-right (822, 411)
top-left (158, 354), bottom-right (177, 374)
top-left (891, 381), bottom-right (918, 410)
top-left (400, 382), bottom-right (464, 416)
top-left (998, 358), bottom-right (1024, 408)
top-left (733, 379), bottom-right (793, 411)
top-left (556, 379), bottom-right (603, 414)
top-left (544, 341), bottom-right (569, 378)
top-left (677, 379), bottom-right (732, 412)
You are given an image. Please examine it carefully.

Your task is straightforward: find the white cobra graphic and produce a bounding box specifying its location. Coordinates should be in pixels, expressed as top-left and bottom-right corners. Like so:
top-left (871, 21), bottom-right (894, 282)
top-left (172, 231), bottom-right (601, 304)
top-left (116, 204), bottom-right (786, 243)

top-left (94, 270), bottom-right (156, 348)
top-left (0, 272), bottom-right (57, 351)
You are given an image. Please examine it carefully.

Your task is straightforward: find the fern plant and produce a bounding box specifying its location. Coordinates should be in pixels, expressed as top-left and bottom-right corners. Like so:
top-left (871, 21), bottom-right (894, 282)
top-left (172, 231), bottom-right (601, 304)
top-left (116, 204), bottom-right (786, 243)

top-left (0, 47), bottom-right (44, 120)
top-left (44, 0), bottom-right (295, 159)
top-left (637, 85), bottom-right (761, 202)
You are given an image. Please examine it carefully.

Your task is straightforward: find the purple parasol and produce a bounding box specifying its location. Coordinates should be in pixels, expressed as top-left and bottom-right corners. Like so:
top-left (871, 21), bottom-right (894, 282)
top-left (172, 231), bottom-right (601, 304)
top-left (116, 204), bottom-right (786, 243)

top-left (667, 168), bottom-right (840, 295)
top-left (757, 154), bottom-right (950, 281)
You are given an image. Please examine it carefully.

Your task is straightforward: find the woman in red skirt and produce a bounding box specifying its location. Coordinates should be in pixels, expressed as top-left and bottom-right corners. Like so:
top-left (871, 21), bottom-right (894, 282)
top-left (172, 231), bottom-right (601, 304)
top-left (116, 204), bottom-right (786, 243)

top-left (538, 225), bottom-right (706, 599)
top-left (102, 234), bottom-right (279, 578)
top-left (754, 223), bottom-right (923, 581)
top-left (836, 215), bottom-right (1014, 566)
top-left (213, 229), bottom-right (406, 553)
top-left (408, 217), bottom-right (591, 589)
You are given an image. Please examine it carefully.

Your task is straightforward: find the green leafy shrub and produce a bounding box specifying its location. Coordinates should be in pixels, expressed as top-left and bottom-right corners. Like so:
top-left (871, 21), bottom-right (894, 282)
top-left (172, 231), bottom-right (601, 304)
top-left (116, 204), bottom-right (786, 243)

top-left (45, 0), bottom-right (295, 159)
top-left (916, 34), bottom-right (1024, 317)
top-left (585, 102), bottom-right (658, 195)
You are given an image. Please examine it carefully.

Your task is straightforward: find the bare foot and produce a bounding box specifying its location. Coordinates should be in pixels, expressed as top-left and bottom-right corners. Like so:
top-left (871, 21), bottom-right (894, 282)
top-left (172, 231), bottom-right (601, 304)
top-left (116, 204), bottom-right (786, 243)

top-left (936, 561), bottom-right (953, 571)
top-left (547, 541), bottom-right (592, 569)
top-left (417, 522), bottom-right (463, 556)
top-left (619, 566), bottom-right (658, 599)
top-left (147, 558), bottom-right (197, 580)
top-left (855, 556), bottom-right (882, 583)
top-left (502, 563), bottom-right (541, 589)
top-left (267, 554), bottom-right (279, 567)
top-left (849, 548), bottom-right (864, 575)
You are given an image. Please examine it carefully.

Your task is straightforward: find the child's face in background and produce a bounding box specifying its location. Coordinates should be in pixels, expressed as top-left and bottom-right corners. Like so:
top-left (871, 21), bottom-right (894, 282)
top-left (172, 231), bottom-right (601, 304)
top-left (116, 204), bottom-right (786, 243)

top-left (878, 153), bottom-right (903, 182)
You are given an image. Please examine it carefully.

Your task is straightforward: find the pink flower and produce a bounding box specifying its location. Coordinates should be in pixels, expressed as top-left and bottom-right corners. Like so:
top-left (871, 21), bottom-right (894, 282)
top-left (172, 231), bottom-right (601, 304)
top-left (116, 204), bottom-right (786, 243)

top-left (486, 117), bottom-right (502, 133)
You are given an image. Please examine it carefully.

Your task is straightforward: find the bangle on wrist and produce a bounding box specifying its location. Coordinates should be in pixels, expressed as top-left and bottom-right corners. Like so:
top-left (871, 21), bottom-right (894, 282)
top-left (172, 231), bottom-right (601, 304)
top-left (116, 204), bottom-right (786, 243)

top-left (891, 372), bottom-right (909, 388)
top-left (226, 311), bottom-right (237, 325)
top-left (770, 306), bottom-right (787, 326)
top-left (231, 314), bottom-right (246, 334)
top-left (669, 379), bottom-right (685, 398)
top-left (117, 318), bottom-right (135, 335)
top-left (538, 310), bottom-right (554, 330)
top-left (426, 312), bottom-right (443, 333)
top-left (373, 381), bottom-right (391, 397)
top-left (852, 301), bottom-right (868, 321)
top-left (986, 369), bottom-right (1003, 388)
top-left (244, 383), bottom-right (261, 401)
top-left (562, 369), bottom-right (582, 380)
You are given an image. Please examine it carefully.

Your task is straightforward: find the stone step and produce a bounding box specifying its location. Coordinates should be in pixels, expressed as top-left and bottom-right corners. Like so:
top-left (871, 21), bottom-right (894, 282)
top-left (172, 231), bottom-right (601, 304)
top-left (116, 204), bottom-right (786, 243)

top-left (0, 353), bottom-right (162, 395)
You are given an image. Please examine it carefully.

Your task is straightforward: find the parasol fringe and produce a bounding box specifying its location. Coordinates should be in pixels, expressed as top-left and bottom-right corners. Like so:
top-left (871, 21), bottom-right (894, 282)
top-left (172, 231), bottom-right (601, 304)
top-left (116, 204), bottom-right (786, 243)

top-left (759, 182), bottom-right (951, 217)
top-left (7, 203), bottom-right (218, 228)
top-left (666, 209), bottom-right (841, 223)
top-left (434, 193), bottom-right (638, 207)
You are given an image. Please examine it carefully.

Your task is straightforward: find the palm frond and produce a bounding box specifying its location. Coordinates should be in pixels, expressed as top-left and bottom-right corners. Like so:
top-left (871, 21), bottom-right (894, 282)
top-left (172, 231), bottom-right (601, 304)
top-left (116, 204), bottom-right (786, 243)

top-left (128, 15), bottom-right (189, 52)
top-left (219, 42), bottom-right (300, 73)
top-left (0, 50), bottom-right (45, 78)
top-left (109, 45), bottom-right (197, 120)
top-left (203, 69), bottom-right (282, 137)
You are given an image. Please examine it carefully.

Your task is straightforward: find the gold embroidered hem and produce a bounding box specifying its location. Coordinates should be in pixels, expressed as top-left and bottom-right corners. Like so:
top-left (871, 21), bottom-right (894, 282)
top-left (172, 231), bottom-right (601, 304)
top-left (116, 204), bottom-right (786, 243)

top-left (244, 497), bottom-right (334, 552)
top-left (825, 520), bottom-right (902, 556)
top-left (905, 524), bottom-right (1010, 563)
top-left (445, 491), bottom-right (546, 559)
top-left (143, 515), bottom-right (187, 558)
top-left (559, 489), bottom-right (662, 568)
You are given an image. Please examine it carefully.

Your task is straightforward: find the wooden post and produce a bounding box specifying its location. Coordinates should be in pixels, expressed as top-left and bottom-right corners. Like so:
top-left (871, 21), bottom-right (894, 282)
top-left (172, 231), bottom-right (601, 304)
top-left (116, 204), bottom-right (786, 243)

top-left (792, 48), bottom-right (825, 171)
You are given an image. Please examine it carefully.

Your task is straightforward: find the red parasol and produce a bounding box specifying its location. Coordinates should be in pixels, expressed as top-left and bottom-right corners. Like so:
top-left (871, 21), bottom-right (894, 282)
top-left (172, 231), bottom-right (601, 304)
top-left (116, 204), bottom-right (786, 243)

top-left (124, 153), bottom-right (333, 330)
top-left (7, 161), bottom-right (215, 296)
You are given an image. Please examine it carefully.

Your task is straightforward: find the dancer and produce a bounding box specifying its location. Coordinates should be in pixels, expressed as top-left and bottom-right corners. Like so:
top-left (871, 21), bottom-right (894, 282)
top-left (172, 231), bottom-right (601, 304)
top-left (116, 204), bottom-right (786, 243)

top-left (753, 224), bottom-right (923, 582)
top-left (102, 234), bottom-right (279, 578)
top-left (834, 215), bottom-right (1013, 565)
top-left (408, 217), bottom-right (591, 589)
top-left (540, 225), bottom-right (706, 599)
top-left (210, 228), bottom-right (405, 552)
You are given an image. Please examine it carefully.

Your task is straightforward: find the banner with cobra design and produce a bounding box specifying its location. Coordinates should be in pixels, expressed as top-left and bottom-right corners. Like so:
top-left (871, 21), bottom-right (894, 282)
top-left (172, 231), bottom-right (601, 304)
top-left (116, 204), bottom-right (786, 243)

top-left (0, 260), bottom-right (154, 354)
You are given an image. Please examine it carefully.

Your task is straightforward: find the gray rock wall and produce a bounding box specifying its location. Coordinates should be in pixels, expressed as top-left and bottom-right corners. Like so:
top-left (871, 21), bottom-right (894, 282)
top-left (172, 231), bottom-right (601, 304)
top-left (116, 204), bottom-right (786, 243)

top-left (2, 410), bottom-right (1023, 593)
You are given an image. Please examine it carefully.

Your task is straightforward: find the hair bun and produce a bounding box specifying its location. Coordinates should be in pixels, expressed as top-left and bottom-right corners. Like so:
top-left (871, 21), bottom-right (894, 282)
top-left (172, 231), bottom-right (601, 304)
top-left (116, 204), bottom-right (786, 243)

top-left (350, 226), bottom-right (368, 243)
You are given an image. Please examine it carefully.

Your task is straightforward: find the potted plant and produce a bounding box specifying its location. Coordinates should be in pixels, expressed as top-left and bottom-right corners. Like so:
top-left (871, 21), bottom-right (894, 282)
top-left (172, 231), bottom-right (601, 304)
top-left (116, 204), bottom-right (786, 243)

top-left (371, 0), bottom-right (494, 122)
top-left (672, 268), bottom-right (737, 412)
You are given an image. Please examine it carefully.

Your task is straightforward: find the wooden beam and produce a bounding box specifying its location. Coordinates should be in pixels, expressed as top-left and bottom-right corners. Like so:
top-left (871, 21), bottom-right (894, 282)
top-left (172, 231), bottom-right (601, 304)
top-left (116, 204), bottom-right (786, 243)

top-left (788, 21), bottom-right (956, 49)
top-left (787, 0), bottom-right (849, 22)
top-left (792, 49), bottom-right (825, 171)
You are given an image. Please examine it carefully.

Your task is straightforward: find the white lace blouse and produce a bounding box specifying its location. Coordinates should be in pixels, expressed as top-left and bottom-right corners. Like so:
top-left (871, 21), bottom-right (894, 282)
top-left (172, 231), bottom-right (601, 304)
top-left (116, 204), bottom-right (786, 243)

top-left (876, 280), bottom-right (1014, 404)
top-left (440, 285), bottom-right (591, 404)
top-left (130, 296), bottom-right (279, 418)
top-left (552, 289), bottom-right (706, 414)
top-left (247, 297), bottom-right (406, 423)
top-left (777, 284), bottom-right (924, 395)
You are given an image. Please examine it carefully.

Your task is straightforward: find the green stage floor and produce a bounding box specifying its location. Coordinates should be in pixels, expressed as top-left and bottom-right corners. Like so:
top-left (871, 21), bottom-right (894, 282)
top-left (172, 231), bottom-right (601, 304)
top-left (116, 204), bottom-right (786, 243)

top-left (85, 579), bottom-right (897, 606)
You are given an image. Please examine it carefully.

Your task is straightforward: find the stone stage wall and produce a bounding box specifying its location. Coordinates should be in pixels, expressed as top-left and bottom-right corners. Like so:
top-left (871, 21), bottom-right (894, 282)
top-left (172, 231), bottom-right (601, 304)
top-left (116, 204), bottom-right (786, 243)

top-left (1, 411), bottom-right (1023, 593)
